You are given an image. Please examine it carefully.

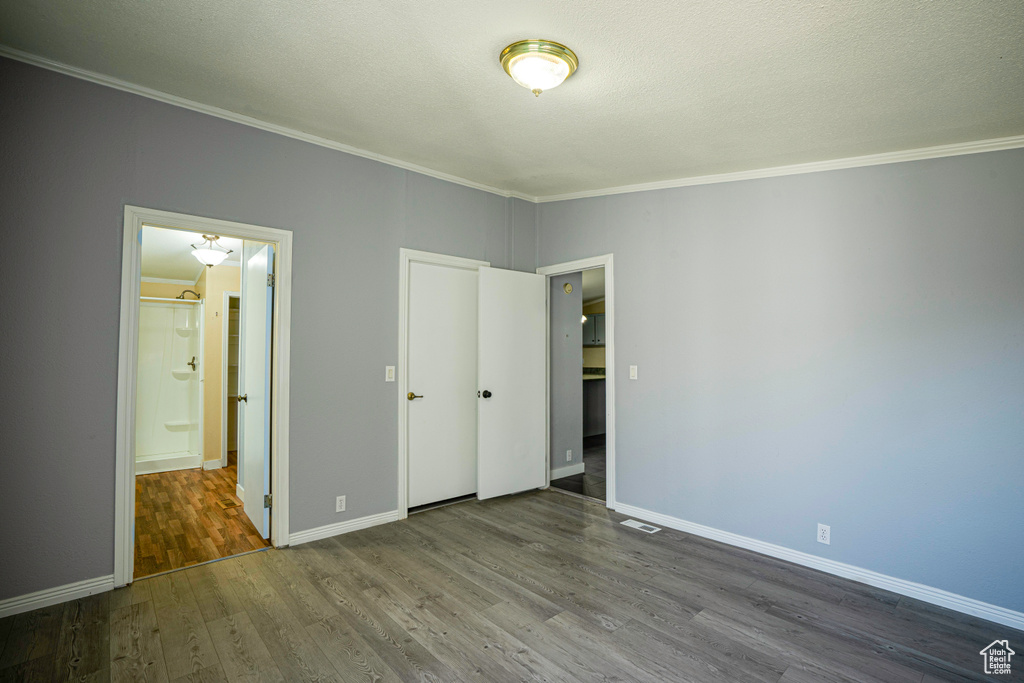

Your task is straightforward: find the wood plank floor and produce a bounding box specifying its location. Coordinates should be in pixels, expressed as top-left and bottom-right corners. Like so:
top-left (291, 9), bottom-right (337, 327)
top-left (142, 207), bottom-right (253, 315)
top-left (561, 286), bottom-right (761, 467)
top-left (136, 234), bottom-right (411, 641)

top-left (2, 490), bottom-right (1020, 681)
top-left (135, 453), bottom-right (270, 578)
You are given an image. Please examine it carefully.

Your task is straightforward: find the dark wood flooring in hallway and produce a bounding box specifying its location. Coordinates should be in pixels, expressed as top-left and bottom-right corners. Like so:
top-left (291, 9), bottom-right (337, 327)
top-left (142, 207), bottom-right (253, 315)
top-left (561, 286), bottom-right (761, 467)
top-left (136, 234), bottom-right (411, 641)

top-left (0, 490), bottom-right (1018, 681)
top-left (134, 452), bottom-right (270, 578)
top-left (550, 434), bottom-right (607, 500)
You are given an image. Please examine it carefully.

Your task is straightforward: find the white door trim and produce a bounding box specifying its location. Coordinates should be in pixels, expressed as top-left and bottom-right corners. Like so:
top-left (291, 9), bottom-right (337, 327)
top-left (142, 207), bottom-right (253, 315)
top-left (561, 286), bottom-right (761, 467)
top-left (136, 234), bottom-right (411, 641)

top-left (221, 291), bottom-right (240, 468)
top-left (116, 206), bottom-right (293, 587)
top-left (537, 255), bottom-right (616, 509)
top-left (397, 249), bottom-right (489, 520)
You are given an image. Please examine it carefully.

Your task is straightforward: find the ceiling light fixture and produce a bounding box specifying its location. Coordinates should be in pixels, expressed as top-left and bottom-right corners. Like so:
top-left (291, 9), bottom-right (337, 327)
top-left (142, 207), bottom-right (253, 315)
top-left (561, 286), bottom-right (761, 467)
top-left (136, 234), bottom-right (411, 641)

top-left (500, 40), bottom-right (578, 97)
top-left (191, 234), bottom-right (232, 267)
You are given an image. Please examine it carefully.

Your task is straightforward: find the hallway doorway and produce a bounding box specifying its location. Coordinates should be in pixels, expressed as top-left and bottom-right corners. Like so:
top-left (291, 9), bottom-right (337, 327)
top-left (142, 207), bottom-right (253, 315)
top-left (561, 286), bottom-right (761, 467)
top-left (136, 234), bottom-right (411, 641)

top-left (538, 255), bottom-right (616, 508)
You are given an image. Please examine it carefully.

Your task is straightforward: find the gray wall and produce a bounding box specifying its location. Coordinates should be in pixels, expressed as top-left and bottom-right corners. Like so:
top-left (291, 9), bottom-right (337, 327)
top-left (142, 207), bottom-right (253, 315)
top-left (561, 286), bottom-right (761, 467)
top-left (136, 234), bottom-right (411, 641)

top-left (537, 149), bottom-right (1024, 612)
top-left (0, 57), bottom-right (537, 600)
top-left (549, 272), bottom-right (582, 471)
top-left (2, 53), bottom-right (1022, 616)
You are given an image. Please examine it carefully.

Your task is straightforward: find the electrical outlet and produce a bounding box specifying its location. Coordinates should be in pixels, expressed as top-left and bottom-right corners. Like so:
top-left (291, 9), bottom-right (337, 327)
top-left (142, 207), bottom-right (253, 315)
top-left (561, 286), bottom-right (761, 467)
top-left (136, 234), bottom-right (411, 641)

top-left (385, 366), bottom-right (395, 382)
top-left (566, 450), bottom-right (572, 462)
top-left (817, 523), bottom-right (830, 545)
top-left (336, 495), bottom-right (346, 513)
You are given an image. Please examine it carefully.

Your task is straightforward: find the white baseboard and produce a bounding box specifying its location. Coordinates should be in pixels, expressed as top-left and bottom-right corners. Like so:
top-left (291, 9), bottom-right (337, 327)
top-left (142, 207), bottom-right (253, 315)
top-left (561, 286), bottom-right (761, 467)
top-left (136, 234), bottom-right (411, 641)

top-left (551, 463), bottom-right (585, 480)
top-left (288, 510), bottom-right (400, 547)
top-left (202, 460), bottom-right (222, 470)
top-left (135, 452), bottom-right (202, 475)
top-left (614, 502), bottom-right (1024, 631)
top-left (236, 484), bottom-right (244, 499)
top-left (0, 575), bottom-right (115, 619)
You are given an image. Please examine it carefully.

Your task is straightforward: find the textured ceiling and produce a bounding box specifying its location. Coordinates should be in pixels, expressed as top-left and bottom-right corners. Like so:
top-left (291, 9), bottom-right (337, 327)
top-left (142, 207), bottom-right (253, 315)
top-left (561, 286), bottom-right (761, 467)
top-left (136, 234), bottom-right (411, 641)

top-left (2, 1), bottom-right (1022, 198)
top-left (141, 226), bottom-right (241, 282)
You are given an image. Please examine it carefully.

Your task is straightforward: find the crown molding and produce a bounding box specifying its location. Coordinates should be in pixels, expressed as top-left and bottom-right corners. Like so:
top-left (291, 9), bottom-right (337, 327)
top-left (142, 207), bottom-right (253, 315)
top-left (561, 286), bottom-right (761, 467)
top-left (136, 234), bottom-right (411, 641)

top-left (3, 45), bottom-right (1021, 205)
top-left (536, 134), bottom-right (1024, 203)
top-left (0, 45), bottom-right (536, 202)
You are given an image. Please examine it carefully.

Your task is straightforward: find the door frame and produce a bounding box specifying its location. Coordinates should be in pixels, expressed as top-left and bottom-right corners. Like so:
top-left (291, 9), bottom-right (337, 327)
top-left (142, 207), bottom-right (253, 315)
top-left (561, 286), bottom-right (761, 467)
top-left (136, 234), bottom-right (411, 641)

top-left (115, 205), bottom-right (293, 586)
top-left (397, 248), bottom-right (489, 519)
top-left (537, 255), bottom-right (616, 509)
top-left (221, 291), bottom-right (241, 469)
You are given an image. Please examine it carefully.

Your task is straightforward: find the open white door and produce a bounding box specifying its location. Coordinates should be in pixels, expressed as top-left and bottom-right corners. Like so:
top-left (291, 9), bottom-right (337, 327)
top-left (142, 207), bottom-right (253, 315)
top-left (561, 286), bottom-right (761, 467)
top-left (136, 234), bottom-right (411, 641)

top-left (477, 266), bottom-right (547, 499)
top-left (238, 242), bottom-right (273, 538)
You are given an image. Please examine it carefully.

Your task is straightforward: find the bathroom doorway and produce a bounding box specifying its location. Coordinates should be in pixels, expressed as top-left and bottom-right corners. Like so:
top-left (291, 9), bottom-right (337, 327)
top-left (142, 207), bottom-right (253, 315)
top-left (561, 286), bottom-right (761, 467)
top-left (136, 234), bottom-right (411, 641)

top-left (116, 206), bottom-right (293, 586)
top-left (133, 226), bottom-right (270, 578)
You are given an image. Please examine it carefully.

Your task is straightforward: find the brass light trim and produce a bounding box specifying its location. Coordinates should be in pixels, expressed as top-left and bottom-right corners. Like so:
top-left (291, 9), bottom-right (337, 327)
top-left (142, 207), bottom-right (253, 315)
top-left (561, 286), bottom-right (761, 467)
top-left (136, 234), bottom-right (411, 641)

top-left (500, 40), bottom-right (578, 96)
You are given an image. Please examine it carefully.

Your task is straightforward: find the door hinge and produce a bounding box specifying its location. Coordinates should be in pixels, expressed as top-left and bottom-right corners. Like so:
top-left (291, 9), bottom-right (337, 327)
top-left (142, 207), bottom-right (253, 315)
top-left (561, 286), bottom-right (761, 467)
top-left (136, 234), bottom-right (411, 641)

top-left (267, 273), bottom-right (275, 287)
top-left (264, 494), bottom-right (272, 508)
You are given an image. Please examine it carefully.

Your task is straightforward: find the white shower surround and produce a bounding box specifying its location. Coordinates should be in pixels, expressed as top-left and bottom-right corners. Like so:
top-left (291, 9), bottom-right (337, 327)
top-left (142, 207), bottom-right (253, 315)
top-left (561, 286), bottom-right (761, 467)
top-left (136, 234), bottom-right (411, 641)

top-left (135, 299), bottom-right (203, 474)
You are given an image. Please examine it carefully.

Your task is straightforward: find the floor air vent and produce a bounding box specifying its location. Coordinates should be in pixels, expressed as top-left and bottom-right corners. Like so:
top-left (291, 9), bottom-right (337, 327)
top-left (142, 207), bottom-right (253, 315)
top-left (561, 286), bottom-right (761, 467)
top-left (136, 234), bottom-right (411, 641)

top-left (621, 519), bottom-right (661, 533)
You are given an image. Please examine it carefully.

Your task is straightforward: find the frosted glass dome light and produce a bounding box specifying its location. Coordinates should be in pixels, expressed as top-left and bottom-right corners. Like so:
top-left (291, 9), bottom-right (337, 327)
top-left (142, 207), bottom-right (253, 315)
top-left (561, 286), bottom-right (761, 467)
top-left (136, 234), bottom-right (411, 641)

top-left (191, 235), bottom-right (232, 267)
top-left (500, 40), bottom-right (578, 97)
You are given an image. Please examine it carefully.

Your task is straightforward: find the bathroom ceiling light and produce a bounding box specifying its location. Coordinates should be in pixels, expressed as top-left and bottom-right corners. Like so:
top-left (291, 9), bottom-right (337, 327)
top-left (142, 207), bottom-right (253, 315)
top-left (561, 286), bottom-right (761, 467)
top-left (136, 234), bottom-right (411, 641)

top-left (500, 40), bottom-right (578, 97)
top-left (191, 234), bottom-right (232, 267)
top-left (581, 315), bottom-right (588, 323)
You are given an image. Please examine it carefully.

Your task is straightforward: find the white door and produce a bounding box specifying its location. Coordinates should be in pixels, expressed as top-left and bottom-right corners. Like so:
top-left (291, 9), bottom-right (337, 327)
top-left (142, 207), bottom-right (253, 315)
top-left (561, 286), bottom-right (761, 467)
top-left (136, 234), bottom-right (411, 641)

top-left (238, 242), bottom-right (273, 537)
top-left (407, 262), bottom-right (479, 507)
top-left (476, 266), bottom-right (547, 500)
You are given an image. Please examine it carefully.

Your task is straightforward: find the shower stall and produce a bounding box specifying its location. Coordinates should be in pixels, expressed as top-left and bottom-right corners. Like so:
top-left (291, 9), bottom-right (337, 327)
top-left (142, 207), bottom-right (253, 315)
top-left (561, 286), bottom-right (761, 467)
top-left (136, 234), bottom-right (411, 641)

top-left (135, 297), bottom-right (203, 474)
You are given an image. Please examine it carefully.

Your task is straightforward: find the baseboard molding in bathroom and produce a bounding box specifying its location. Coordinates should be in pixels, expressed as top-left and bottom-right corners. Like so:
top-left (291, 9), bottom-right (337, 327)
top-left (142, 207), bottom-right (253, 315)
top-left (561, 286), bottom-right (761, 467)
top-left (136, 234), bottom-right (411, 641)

top-left (135, 452), bottom-right (202, 475)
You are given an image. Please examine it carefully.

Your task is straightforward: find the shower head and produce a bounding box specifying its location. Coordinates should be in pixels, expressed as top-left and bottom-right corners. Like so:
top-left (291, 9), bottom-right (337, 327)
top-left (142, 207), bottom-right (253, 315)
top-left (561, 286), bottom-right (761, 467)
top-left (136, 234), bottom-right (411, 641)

top-left (176, 289), bottom-right (201, 300)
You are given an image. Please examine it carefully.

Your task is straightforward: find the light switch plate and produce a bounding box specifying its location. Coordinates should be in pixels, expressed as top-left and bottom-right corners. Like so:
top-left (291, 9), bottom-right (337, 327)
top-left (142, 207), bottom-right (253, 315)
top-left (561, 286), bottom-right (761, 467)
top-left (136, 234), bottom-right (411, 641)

top-left (385, 366), bottom-right (395, 382)
top-left (629, 365), bottom-right (638, 380)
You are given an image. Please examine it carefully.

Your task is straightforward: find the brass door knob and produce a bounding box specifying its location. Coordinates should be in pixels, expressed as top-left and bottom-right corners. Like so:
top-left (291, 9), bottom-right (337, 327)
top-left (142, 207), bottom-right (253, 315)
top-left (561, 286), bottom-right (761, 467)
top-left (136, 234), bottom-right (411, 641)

top-left (237, 394), bottom-right (248, 403)
top-left (407, 392), bottom-right (423, 401)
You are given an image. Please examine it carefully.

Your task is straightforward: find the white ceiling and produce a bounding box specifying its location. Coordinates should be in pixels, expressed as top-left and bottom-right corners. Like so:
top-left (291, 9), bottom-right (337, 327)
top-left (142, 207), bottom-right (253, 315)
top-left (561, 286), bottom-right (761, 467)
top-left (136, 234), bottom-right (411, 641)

top-left (141, 226), bottom-right (241, 282)
top-left (2, 1), bottom-right (1022, 198)
top-left (582, 269), bottom-right (605, 304)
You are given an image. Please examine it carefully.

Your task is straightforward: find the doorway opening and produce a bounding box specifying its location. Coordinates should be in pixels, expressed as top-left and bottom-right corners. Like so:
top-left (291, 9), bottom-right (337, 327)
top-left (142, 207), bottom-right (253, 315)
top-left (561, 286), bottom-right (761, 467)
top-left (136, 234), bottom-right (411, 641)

top-left (223, 293), bottom-right (241, 474)
top-left (116, 206), bottom-right (293, 586)
top-left (547, 268), bottom-right (607, 501)
top-left (538, 256), bottom-right (616, 508)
